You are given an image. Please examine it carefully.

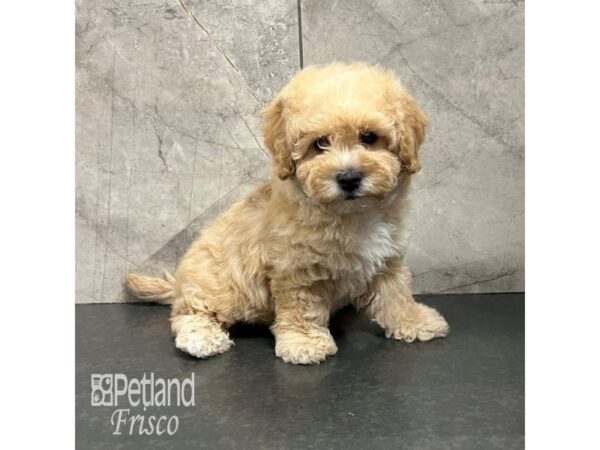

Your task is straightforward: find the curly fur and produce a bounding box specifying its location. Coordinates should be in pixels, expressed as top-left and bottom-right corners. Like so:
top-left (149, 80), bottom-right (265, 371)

top-left (125, 63), bottom-right (449, 364)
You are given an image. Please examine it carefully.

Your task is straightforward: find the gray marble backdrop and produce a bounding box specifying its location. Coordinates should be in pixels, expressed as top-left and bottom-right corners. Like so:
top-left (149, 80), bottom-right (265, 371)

top-left (76, 0), bottom-right (524, 303)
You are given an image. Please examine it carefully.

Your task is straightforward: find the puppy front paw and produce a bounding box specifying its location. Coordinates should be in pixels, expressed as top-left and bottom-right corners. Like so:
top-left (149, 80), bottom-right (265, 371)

top-left (386, 303), bottom-right (449, 343)
top-left (275, 330), bottom-right (338, 365)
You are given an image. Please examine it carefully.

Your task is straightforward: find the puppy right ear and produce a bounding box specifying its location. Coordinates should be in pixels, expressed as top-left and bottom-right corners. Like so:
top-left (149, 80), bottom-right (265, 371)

top-left (263, 96), bottom-right (294, 180)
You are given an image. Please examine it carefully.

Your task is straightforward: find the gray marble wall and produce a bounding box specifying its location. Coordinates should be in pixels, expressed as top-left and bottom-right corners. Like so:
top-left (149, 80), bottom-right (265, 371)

top-left (76, 0), bottom-right (524, 303)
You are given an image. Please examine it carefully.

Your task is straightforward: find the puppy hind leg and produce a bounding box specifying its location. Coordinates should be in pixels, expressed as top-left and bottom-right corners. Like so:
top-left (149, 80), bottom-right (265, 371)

top-left (171, 311), bottom-right (234, 359)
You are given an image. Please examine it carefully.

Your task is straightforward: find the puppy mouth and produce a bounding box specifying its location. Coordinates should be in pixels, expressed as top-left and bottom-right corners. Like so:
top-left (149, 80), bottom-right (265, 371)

top-left (342, 190), bottom-right (389, 202)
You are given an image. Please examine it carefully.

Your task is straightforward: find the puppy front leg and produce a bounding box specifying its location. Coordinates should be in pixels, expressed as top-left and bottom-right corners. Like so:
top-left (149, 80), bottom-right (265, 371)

top-left (356, 258), bottom-right (449, 342)
top-left (270, 282), bottom-right (337, 365)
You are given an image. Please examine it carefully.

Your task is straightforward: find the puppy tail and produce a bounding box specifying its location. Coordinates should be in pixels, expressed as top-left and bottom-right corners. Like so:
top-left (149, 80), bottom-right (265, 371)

top-left (124, 271), bottom-right (175, 304)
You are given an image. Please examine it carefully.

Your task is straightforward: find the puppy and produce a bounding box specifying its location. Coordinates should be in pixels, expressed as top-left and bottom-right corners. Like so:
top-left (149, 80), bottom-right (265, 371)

top-left (125, 62), bottom-right (449, 364)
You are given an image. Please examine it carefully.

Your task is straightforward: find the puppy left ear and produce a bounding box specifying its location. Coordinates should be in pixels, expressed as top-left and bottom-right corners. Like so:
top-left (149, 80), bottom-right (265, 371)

top-left (262, 96), bottom-right (295, 180)
top-left (391, 88), bottom-right (428, 174)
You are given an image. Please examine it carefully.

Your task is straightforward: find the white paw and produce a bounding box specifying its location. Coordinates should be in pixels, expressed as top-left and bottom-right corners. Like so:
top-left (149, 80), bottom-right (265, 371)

top-left (275, 331), bottom-right (338, 365)
top-left (386, 303), bottom-right (449, 343)
top-left (175, 325), bottom-right (233, 359)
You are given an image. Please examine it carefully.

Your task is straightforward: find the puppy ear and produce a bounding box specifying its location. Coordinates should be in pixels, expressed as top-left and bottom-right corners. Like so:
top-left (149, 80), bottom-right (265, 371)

top-left (391, 87), bottom-right (428, 174)
top-left (263, 96), bottom-right (294, 180)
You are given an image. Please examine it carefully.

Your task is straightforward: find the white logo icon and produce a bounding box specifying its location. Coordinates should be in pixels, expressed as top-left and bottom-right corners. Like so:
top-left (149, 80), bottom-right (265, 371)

top-left (91, 374), bottom-right (113, 406)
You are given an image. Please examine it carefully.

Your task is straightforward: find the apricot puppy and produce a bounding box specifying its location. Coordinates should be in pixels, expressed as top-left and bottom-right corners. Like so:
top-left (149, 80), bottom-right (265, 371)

top-left (126, 62), bottom-right (449, 364)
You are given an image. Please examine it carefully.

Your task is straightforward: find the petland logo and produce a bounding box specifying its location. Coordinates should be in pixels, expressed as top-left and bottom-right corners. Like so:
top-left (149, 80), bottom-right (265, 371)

top-left (91, 373), bottom-right (195, 436)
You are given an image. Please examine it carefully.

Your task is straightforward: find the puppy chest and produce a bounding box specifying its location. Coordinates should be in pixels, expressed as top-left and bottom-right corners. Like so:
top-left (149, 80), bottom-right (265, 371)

top-left (273, 219), bottom-right (401, 297)
top-left (323, 220), bottom-right (399, 291)
top-left (353, 220), bottom-right (398, 264)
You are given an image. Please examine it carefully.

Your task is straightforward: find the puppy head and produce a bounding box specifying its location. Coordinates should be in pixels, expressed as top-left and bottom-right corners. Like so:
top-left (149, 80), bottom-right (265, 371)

top-left (263, 63), bottom-right (427, 210)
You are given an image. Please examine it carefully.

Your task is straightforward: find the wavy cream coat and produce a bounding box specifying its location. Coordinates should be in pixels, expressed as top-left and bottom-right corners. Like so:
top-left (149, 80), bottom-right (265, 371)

top-left (126, 63), bottom-right (449, 364)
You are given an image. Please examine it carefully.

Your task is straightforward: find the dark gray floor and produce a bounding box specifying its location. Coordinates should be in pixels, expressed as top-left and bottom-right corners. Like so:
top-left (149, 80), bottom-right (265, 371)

top-left (76, 294), bottom-right (524, 449)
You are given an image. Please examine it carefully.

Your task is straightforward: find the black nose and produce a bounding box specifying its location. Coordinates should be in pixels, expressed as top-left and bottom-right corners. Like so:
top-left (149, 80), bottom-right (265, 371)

top-left (336, 170), bottom-right (363, 193)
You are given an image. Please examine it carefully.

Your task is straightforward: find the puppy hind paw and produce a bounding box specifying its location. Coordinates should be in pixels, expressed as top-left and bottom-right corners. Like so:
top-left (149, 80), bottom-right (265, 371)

top-left (175, 325), bottom-right (234, 359)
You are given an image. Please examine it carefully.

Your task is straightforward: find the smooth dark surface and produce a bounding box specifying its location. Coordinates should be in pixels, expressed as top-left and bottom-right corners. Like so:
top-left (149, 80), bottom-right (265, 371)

top-left (76, 294), bottom-right (524, 449)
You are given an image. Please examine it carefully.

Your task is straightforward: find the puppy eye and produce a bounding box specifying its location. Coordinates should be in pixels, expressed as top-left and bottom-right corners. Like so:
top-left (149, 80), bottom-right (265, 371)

top-left (313, 137), bottom-right (330, 152)
top-left (360, 131), bottom-right (378, 145)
